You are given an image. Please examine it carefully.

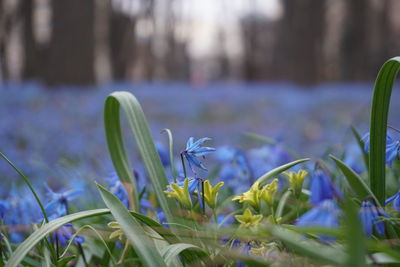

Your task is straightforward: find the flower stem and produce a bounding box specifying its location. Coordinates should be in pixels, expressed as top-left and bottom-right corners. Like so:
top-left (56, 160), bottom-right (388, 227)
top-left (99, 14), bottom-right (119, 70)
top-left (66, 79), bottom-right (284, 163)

top-left (180, 153), bottom-right (187, 178)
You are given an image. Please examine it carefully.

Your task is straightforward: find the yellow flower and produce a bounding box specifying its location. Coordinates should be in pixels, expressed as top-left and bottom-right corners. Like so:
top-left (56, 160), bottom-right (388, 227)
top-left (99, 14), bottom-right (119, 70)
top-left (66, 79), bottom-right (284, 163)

top-left (164, 178), bottom-right (192, 209)
top-left (284, 170), bottom-right (308, 198)
top-left (235, 208), bottom-right (263, 228)
top-left (232, 182), bottom-right (262, 211)
top-left (203, 180), bottom-right (224, 209)
top-left (261, 178), bottom-right (279, 206)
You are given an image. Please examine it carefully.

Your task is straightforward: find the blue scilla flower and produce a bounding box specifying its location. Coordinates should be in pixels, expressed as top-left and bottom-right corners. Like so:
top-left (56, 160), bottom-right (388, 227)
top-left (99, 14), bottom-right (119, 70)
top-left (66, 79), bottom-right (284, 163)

top-left (44, 184), bottom-right (82, 217)
top-left (310, 170), bottom-right (342, 206)
top-left (385, 190), bottom-right (400, 212)
top-left (182, 137), bottom-right (215, 172)
top-left (296, 200), bottom-right (340, 242)
top-left (0, 201), bottom-right (7, 219)
top-left (362, 133), bottom-right (400, 167)
top-left (107, 174), bottom-right (129, 209)
top-left (359, 199), bottom-right (387, 238)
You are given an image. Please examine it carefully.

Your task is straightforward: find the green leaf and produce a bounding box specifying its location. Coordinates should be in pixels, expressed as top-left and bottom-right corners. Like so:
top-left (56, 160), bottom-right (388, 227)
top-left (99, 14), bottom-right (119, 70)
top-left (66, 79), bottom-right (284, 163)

top-left (104, 91), bottom-right (177, 221)
top-left (97, 183), bottom-right (166, 267)
top-left (5, 209), bottom-right (110, 267)
top-left (162, 128), bottom-right (178, 182)
top-left (329, 155), bottom-right (376, 202)
top-left (343, 197), bottom-right (366, 267)
top-left (57, 255), bottom-right (76, 267)
top-left (256, 158), bottom-right (310, 185)
top-left (267, 226), bottom-right (346, 265)
top-left (161, 243), bottom-right (206, 266)
top-left (369, 57), bottom-right (400, 204)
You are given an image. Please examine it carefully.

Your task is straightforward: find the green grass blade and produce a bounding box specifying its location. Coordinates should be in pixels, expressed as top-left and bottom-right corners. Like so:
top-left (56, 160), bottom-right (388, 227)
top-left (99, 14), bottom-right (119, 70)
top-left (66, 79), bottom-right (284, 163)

top-left (256, 158), bottom-right (310, 185)
top-left (97, 183), bottom-right (167, 267)
top-left (267, 226), bottom-right (345, 265)
top-left (104, 91), bottom-right (177, 221)
top-left (369, 57), bottom-right (400, 204)
top-left (162, 128), bottom-right (178, 182)
top-left (329, 155), bottom-right (376, 202)
top-left (161, 243), bottom-right (206, 266)
top-left (5, 209), bottom-right (110, 267)
top-left (343, 197), bottom-right (366, 267)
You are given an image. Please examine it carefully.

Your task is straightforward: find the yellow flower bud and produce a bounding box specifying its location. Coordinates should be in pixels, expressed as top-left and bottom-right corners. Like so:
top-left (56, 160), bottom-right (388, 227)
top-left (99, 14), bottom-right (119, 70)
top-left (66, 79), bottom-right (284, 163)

top-left (232, 182), bottom-right (263, 211)
top-left (261, 178), bottom-right (279, 206)
top-left (203, 180), bottom-right (224, 209)
top-left (164, 178), bottom-right (192, 209)
top-left (235, 208), bottom-right (263, 228)
top-left (284, 170), bottom-right (308, 198)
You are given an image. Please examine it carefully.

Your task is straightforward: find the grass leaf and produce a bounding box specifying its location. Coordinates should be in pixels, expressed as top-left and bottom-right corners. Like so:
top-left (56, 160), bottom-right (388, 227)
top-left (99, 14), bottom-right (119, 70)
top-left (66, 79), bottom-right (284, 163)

top-left (104, 91), bottom-right (177, 221)
top-left (5, 209), bottom-right (110, 267)
top-left (329, 155), bottom-right (376, 202)
top-left (256, 158), bottom-right (310, 185)
top-left (369, 57), bottom-right (400, 204)
top-left (97, 183), bottom-right (166, 267)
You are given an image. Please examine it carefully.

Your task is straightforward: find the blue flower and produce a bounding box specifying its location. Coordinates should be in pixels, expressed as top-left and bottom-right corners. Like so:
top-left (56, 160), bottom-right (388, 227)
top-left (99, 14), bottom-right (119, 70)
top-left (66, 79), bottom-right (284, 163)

top-left (107, 173), bottom-right (129, 209)
top-left (385, 190), bottom-right (400, 212)
top-left (0, 201), bottom-right (7, 219)
top-left (362, 133), bottom-right (400, 167)
top-left (310, 170), bottom-right (342, 206)
top-left (182, 137), bottom-right (215, 172)
top-left (296, 200), bottom-right (340, 241)
top-left (44, 184), bottom-right (82, 217)
top-left (359, 199), bottom-right (387, 237)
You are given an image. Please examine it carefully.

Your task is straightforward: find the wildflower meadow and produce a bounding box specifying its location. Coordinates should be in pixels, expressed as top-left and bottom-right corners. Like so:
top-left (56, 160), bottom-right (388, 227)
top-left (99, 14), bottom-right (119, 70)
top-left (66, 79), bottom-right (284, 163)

top-left (2, 57), bottom-right (400, 267)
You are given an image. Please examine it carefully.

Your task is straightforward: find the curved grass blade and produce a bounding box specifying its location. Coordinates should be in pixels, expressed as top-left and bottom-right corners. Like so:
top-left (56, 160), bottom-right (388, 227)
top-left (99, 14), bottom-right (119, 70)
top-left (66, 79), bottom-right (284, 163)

top-left (329, 155), bottom-right (376, 202)
top-left (343, 197), bottom-right (366, 266)
top-left (104, 91), bottom-right (177, 221)
top-left (5, 209), bottom-right (110, 267)
top-left (60, 225), bottom-right (117, 266)
top-left (266, 226), bottom-right (345, 265)
top-left (256, 158), bottom-right (310, 185)
top-left (162, 128), bottom-right (178, 182)
top-left (369, 57), bottom-right (400, 204)
top-left (97, 183), bottom-right (166, 267)
top-left (161, 243), bottom-right (206, 266)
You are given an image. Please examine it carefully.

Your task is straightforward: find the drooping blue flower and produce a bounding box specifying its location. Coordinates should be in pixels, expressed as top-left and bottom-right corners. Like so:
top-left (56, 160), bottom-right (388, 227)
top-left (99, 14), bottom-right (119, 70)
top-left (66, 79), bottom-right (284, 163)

top-left (309, 170), bottom-right (342, 206)
top-left (44, 184), bottom-right (82, 217)
top-left (385, 190), bottom-right (400, 212)
top-left (362, 133), bottom-right (400, 167)
top-left (107, 173), bottom-right (129, 209)
top-left (182, 137), bottom-right (215, 172)
top-left (359, 199), bottom-right (387, 238)
top-left (296, 200), bottom-right (340, 241)
top-left (0, 201), bottom-right (7, 219)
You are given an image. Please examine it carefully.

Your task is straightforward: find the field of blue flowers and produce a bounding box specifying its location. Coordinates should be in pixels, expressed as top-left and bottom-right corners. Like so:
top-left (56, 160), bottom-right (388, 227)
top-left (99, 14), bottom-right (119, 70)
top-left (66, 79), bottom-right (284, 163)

top-left (1, 58), bottom-right (400, 266)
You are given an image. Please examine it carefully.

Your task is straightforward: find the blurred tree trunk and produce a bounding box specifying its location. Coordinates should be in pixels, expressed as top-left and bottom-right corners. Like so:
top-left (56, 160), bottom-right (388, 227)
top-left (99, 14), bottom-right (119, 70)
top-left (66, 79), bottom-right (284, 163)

top-left (44, 0), bottom-right (95, 86)
top-left (109, 10), bottom-right (136, 80)
top-left (21, 0), bottom-right (46, 80)
top-left (276, 0), bottom-right (326, 84)
top-left (340, 0), bottom-right (368, 80)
